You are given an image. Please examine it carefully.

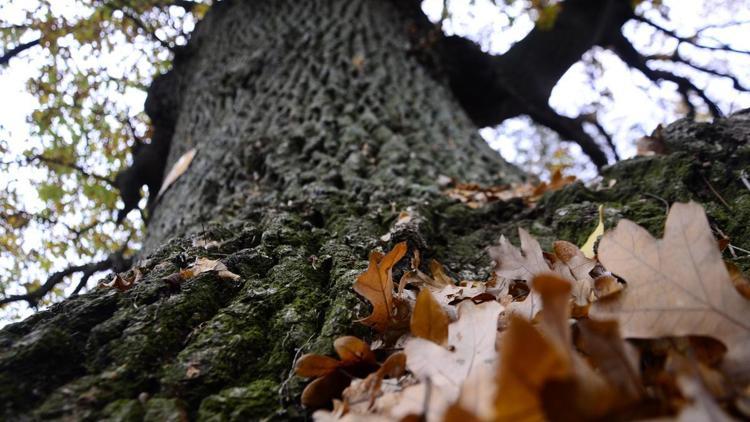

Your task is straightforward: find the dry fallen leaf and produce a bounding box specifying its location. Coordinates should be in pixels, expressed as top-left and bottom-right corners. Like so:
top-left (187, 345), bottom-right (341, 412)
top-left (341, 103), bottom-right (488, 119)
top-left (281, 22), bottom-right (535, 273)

top-left (580, 204), bottom-right (604, 258)
top-left (405, 300), bottom-right (502, 402)
top-left (156, 147), bottom-right (197, 199)
top-left (353, 242), bottom-right (408, 333)
top-left (575, 319), bottom-right (643, 404)
top-left (410, 288), bottom-right (450, 345)
top-left (490, 228), bottom-right (549, 320)
top-left (296, 336), bottom-right (378, 408)
top-left (553, 240), bottom-right (595, 315)
top-left (495, 274), bottom-right (616, 421)
top-left (99, 267), bottom-right (142, 292)
top-left (530, 168), bottom-right (577, 200)
top-left (726, 261), bottom-right (750, 300)
top-left (180, 257), bottom-right (240, 281)
top-left (591, 201), bottom-right (750, 381)
top-left (494, 314), bottom-right (568, 422)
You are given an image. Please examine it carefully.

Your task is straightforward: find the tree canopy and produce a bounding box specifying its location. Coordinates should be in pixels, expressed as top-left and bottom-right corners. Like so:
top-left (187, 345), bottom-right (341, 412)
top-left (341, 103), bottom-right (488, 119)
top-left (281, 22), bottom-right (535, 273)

top-left (1, 0), bottom-right (748, 319)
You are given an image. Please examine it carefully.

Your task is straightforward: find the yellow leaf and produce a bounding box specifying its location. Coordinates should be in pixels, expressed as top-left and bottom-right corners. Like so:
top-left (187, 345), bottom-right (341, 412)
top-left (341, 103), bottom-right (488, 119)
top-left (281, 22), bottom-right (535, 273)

top-left (580, 204), bottom-right (604, 258)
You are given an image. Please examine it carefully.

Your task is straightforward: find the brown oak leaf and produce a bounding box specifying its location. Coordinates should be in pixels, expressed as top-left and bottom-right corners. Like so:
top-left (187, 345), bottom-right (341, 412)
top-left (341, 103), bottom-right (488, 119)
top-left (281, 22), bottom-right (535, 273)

top-left (353, 242), bottom-right (408, 333)
top-left (591, 201), bottom-right (750, 381)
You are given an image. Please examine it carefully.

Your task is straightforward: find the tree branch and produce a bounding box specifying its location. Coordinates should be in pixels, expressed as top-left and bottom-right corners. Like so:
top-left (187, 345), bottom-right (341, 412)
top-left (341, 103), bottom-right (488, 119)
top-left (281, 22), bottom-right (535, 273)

top-left (610, 32), bottom-right (722, 119)
top-left (29, 154), bottom-right (116, 186)
top-left (0, 38), bottom-right (40, 67)
top-left (646, 53), bottom-right (749, 92)
top-left (0, 249), bottom-right (131, 307)
top-left (633, 15), bottom-right (750, 55)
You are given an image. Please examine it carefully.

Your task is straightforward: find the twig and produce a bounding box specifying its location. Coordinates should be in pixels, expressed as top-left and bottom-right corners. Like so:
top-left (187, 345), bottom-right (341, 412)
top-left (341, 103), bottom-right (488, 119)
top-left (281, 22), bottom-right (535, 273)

top-left (29, 154), bottom-right (115, 186)
top-left (1, 249), bottom-right (131, 307)
top-left (634, 15), bottom-right (750, 55)
top-left (701, 174), bottom-right (732, 211)
top-left (642, 193), bottom-right (670, 215)
top-left (0, 38), bottom-right (40, 66)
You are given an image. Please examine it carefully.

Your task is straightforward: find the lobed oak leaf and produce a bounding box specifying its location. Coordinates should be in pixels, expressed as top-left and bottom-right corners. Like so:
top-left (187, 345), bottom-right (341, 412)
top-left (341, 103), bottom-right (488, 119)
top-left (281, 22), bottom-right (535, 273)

top-left (490, 228), bottom-right (549, 281)
top-left (490, 228), bottom-right (549, 320)
top-left (354, 242), bottom-right (408, 333)
top-left (590, 201), bottom-right (750, 381)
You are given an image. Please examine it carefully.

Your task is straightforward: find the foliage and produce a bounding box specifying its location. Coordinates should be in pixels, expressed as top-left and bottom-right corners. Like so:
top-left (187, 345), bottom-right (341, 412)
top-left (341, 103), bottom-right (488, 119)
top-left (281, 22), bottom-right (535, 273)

top-left (298, 201), bottom-right (750, 420)
top-left (0, 0), bottom-right (209, 316)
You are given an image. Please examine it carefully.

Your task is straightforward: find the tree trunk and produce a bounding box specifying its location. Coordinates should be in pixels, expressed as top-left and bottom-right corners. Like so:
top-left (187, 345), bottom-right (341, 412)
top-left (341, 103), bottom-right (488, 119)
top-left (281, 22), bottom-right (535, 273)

top-left (2, 1), bottom-right (750, 420)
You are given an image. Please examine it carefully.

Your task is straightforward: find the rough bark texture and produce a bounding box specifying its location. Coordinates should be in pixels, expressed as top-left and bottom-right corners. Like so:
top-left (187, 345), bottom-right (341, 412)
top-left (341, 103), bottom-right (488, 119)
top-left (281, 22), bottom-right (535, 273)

top-left (2, 0), bottom-right (750, 420)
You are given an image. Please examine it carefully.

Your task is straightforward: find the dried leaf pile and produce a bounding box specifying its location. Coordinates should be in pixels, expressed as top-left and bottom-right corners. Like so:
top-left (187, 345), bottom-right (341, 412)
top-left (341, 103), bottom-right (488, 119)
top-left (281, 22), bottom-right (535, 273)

top-left (444, 168), bottom-right (577, 209)
top-left (295, 201), bottom-right (750, 421)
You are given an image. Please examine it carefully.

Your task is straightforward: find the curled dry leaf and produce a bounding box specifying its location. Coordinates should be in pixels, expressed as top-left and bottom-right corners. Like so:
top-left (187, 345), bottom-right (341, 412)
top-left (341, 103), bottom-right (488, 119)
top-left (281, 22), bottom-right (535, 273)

top-left (428, 259), bottom-right (455, 287)
top-left (341, 352), bottom-right (407, 409)
top-left (296, 336), bottom-right (378, 408)
top-left (156, 147), bottom-right (197, 199)
top-left (575, 319), bottom-right (643, 404)
top-left (593, 274), bottom-right (623, 300)
top-left (590, 201), bottom-right (750, 381)
top-left (354, 242), bottom-right (408, 333)
top-left (179, 257), bottom-right (240, 281)
top-left (530, 168), bottom-right (577, 201)
top-left (99, 267), bottom-right (142, 292)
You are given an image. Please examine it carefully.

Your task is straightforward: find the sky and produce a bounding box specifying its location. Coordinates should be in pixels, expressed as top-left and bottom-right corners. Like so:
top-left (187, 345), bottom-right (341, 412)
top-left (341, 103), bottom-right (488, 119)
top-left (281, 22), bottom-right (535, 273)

top-left (1, 0), bottom-right (749, 325)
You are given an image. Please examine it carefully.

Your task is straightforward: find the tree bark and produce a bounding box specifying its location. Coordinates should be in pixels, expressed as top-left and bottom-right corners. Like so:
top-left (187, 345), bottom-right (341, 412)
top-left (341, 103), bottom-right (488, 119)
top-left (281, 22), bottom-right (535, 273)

top-left (2, 1), bottom-right (750, 421)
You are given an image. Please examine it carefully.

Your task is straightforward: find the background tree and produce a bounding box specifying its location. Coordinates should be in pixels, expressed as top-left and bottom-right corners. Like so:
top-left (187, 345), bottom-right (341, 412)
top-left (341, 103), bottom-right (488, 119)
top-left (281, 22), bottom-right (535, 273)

top-left (0, 0), bottom-right (749, 418)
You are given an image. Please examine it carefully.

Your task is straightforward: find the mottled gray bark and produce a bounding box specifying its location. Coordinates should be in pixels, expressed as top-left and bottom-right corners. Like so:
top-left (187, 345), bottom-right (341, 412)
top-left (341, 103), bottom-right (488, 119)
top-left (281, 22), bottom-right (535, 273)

top-left (143, 0), bottom-right (519, 254)
top-left (2, 0), bottom-right (750, 420)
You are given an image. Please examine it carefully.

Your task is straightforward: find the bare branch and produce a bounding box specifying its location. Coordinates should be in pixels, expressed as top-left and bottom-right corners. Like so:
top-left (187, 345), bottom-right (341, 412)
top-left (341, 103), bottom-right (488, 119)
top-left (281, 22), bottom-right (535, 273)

top-left (29, 154), bottom-right (116, 186)
top-left (610, 32), bottom-right (722, 119)
top-left (525, 104), bottom-right (610, 169)
top-left (634, 15), bottom-right (750, 55)
top-left (1, 259), bottom-right (109, 307)
top-left (0, 38), bottom-right (40, 67)
top-left (646, 53), bottom-right (750, 92)
top-left (1, 248), bottom-right (131, 307)
top-left (582, 112), bottom-right (620, 161)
